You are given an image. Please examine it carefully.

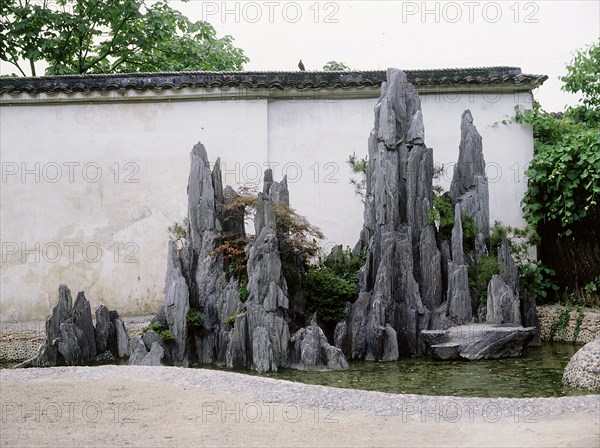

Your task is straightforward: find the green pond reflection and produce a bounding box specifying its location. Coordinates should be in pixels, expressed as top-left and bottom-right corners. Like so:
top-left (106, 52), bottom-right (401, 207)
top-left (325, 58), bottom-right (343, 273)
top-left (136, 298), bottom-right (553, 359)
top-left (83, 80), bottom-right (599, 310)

top-left (231, 343), bottom-right (592, 398)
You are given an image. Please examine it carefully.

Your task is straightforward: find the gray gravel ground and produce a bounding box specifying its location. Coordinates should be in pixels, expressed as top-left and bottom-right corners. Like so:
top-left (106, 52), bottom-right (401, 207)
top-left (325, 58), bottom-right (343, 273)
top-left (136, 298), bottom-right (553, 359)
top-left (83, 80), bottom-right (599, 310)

top-left (3, 365), bottom-right (598, 420)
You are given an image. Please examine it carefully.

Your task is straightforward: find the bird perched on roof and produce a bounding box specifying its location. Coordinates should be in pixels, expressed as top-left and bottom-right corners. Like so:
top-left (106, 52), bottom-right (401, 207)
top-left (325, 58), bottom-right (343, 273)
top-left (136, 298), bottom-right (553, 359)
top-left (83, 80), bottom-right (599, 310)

top-left (298, 59), bottom-right (305, 71)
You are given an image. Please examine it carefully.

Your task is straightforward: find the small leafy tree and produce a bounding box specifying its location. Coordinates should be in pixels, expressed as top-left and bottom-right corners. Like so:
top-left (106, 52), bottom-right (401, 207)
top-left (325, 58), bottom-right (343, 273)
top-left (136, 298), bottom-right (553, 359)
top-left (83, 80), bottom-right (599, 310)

top-left (304, 246), bottom-right (363, 327)
top-left (0, 0), bottom-right (248, 76)
top-left (323, 61), bottom-right (350, 71)
top-left (224, 186), bottom-right (324, 260)
top-left (560, 40), bottom-right (600, 123)
top-left (515, 39), bottom-right (600, 235)
top-left (211, 185), bottom-right (324, 303)
top-left (347, 152), bottom-right (367, 200)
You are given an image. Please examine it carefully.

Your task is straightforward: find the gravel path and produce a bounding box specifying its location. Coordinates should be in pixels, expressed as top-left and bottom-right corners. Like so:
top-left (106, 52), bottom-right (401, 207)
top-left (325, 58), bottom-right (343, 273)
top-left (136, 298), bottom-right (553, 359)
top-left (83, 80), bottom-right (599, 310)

top-left (5, 365), bottom-right (598, 418)
top-left (1, 366), bottom-right (598, 447)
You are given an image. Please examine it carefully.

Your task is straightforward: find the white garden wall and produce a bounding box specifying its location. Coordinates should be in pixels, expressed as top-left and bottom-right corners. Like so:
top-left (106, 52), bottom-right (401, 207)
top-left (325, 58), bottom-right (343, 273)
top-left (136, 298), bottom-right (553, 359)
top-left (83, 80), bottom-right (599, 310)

top-left (0, 81), bottom-right (535, 321)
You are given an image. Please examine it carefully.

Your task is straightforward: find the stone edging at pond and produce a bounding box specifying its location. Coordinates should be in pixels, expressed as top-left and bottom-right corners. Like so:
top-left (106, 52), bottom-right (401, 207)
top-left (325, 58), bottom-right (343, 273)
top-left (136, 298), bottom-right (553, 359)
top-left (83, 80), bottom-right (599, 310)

top-left (537, 305), bottom-right (599, 344)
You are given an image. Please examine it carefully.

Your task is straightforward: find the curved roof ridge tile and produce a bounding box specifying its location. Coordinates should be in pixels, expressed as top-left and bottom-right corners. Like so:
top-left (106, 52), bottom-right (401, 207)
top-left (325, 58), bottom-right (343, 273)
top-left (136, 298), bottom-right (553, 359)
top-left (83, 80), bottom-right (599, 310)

top-left (0, 67), bottom-right (548, 95)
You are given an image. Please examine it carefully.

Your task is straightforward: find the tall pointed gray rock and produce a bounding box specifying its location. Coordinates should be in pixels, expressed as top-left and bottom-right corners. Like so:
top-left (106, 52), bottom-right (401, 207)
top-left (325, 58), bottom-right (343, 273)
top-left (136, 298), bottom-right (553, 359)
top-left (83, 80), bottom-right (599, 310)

top-left (449, 110), bottom-right (486, 203)
top-left (164, 239), bottom-right (190, 365)
top-left (36, 284), bottom-right (73, 366)
top-left (94, 304), bottom-right (115, 355)
top-left (487, 275), bottom-right (521, 325)
top-left (497, 238), bottom-right (541, 345)
top-left (419, 225), bottom-right (442, 310)
top-left (449, 110), bottom-right (490, 236)
top-left (340, 69), bottom-right (433, 359)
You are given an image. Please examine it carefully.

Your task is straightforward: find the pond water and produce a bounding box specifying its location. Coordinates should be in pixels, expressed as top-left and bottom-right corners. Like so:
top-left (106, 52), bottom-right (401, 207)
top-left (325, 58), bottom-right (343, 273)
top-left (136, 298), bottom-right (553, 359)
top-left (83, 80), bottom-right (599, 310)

top-left (230, 343), bottom-right (591, 398)
top-left (1, 343), bottom-right (592, 398)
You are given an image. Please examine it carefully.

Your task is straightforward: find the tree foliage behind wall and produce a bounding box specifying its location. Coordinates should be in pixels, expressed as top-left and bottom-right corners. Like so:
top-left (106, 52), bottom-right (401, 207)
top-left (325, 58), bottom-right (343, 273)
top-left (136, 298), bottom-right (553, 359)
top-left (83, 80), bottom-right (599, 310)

top-left (516, 40), bottom-right (600, 305)
top-left (0, 0), bottom-right (248, 76)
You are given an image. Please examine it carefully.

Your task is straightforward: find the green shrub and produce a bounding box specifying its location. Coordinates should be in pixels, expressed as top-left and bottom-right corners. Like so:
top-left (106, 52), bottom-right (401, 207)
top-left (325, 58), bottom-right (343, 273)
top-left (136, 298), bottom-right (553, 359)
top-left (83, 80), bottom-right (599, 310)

top-left (584, 276), bottom-right (600, 294)
top-left (304, 267), bottom-right (357, 324)
top-left (461, 214), bottom-right (477, 251)
top-left (487, 221), bottom-right (540, 262)
top-left (168, 219), bottom-right (188, 242)
top-left (520, 260), bottom-right (559, 303)
top-left (428, 193), bottom-right (454, 240)
top-left (186, 310), bottom-right (206, 337)
top-left (549, 305), bottom-right (572, 342)
top-left (468, 255), bottom-right (504, 304)
top-left (346, 152), bottom-right (367, 200)
top-left (486, 221), bottom-right (557, 303)
top-left (461, 214), bottom-right (477, 240)
top-left (487, 220), bottom-right (508, 252)
top-left (186, 310), bottom-right (205, 329)
top-left (514, 41), bottom-right (600, 235)
top-left (141, 321), bottom-right (164, 335)
top-left (323, 61), bottom-right (351, 71)
top-left (239, 284), bottom-right (249, 302)
top-left (158, 330), bottom-right (175, 342)
top-left (237, 273), bottom-right (250, 302)
top-left (322, 246), bottom-right (364, 284)
top-left (141, 322), bottom-right (175, 342)
top-left (281, 260), bottom-right (303, 297)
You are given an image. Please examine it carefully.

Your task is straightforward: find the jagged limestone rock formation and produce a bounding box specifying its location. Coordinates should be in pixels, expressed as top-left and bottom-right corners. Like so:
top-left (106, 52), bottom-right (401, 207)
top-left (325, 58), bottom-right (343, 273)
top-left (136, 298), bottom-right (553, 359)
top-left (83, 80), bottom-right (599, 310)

top-left (132, 143), bottom-right (346, 372)
top-left (129, 337), bottom-right (150, 365)
top-left (95, 305), bottom-right (116, 354)
top-left (15, 285), bottom-right (129, 368)
top-left (141, 342), bottom-right (166, 366)
top-left (142, 330), bottom-right (172, 365)
top-left (563, 337), bottom-right (600, 391)
top-left (112, 314), bottom-right (129, 358)
top-left (336, 69), bottom-right (538, 362)
top-left (486, 275), bottom-right (521, 325)
top-left (497, 238), bottom-right (541, 346)
top-left (37, 284), bottom-right (73, 367)
top-left (72, 291), bottom-right (96, 359)
top-left (163, 239), bottom-right (190, 364)
top-left (441, 204), bottom-right (473, 326)
top-left (419, 225), bottom-right (442, 311)
top-left (289, 315), bottom-right (349, 371)
top-left (449, 110), bottom-right (488, 230)
top-left (335, 69), bottom-right (433, 359)
top-left (57, 319), bottom-right (89, 364)
top-left (234, 192), bottom-right (291, 371)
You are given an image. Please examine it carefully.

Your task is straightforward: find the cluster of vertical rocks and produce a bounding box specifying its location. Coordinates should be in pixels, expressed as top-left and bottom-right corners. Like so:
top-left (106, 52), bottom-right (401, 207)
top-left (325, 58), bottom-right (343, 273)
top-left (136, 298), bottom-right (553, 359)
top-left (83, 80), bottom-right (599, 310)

top-left (129, 143), bottom-right (347, 372)
top-left (334, 68), bottom-right (540, 361)
top-left (18, 68), bottom-right (542, 371)
top-left (16, 284), bottom-right (129, 367)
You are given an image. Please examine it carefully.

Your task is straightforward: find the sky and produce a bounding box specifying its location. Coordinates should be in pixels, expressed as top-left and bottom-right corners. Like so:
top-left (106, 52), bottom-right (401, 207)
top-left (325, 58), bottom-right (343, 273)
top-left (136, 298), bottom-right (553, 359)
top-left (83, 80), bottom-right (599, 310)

top-left (173, 0), bottom-right (599, 112)
top-left (2, 1), bottom-right (598, 111)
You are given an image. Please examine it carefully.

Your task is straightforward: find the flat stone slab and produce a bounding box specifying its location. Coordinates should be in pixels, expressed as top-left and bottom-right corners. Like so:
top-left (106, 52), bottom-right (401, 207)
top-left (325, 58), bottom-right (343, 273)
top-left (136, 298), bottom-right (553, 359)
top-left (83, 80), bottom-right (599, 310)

top-left (429, 342), bottom-right (461, 360)
top-left (422, 324), bottom-right (536, 360)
